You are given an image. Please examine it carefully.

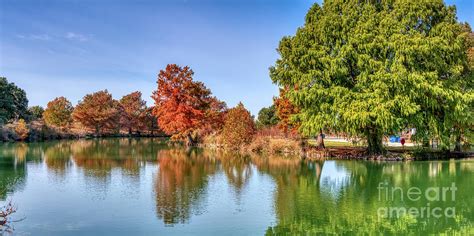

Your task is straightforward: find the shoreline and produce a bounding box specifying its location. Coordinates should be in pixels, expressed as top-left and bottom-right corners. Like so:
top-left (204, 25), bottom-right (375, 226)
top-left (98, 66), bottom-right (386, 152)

top-left (0, 131), bottom-right (170, 143)
top-left (1, 136), bottom-right (473, 162)
top-left (303, 146), bottom-right (474, 161)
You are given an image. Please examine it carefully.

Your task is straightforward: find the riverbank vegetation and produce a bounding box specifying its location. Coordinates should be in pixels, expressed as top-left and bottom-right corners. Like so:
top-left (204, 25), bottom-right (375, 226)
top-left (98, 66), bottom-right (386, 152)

top-left (0, 201), bottom-right (17, 233)
top-left (1, 0), bottom-right (473, 159)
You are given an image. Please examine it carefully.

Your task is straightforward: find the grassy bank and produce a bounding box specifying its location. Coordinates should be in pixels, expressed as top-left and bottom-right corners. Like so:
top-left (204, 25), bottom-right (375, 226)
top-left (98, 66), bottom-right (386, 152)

top-left (201, 132), bottom-right (473, 161)
top-left (0, 121), bottom-right (80, 142)
top-left (201, 132), bottom-right (302, 156)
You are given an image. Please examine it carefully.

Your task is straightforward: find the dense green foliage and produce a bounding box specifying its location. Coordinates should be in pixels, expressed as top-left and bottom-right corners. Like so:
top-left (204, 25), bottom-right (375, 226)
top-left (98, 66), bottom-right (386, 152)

top-left (256, 105), bottom-right (279, 128)
top-left (0, 77), bottom-right (29, 124)
top-left (27, 106), bottom-right (44, 121)
top-left (454, 23), bottom-right (474, 150)
top-left (270, 0), bottom-right (473, 153)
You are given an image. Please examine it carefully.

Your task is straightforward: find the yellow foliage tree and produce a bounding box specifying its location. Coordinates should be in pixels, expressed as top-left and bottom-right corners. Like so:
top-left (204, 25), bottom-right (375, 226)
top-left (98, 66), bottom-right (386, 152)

top-left (15, 119), bottom-right (29, 141)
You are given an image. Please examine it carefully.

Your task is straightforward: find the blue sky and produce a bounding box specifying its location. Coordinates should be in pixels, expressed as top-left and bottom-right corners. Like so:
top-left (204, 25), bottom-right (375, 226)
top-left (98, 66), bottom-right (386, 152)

top-left (1, 0), bottom-right (473, 115)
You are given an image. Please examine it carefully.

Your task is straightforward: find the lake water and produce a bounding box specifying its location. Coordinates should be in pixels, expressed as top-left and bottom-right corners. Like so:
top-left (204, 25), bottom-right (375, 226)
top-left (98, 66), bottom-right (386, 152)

top-left (0, 138), bottom-right (473, 235)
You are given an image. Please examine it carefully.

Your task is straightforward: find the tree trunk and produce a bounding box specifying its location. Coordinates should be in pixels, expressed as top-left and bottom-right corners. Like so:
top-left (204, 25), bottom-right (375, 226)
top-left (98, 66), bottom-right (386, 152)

top-left (317, 129), bottom-right (325, 149)
top-left (95, 125), bottom-right (100, 137)
top-left (186, 133), bottom-right (195, 146)
top-left (128, 127), bottom-right (132, 136)
top-left (365, 127), bottom-right (384, 155)
top-left (454, 134), bottom-right (462, 152)
top-left (422, 134), bottom-right (430, 148)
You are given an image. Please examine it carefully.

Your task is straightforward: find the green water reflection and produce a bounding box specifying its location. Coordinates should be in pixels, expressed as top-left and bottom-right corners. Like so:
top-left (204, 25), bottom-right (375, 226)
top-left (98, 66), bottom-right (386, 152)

top-left (0, 138), bottom-right (473, 235)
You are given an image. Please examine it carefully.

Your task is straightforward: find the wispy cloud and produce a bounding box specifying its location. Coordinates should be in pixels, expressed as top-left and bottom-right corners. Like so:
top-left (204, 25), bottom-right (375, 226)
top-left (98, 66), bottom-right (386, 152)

top-left (16, 34), bottom-right (52, 41)
top-left (65, 32), bottom-right (90, 42)
top-left (15, 32), bottom-right (91, 42)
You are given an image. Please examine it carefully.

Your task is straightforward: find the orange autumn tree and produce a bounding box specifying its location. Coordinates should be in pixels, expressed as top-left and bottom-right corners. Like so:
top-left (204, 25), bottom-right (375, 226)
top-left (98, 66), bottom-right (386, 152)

top-left (200, 97), bottom-right (227, 136)
top-left (152, 64), bottom-right (226, 144)
top-left (141, 106), bottom-right (161, 135)
top-left (73, 90), bottom-right (120, 135)
top-left (274, 87), bottom-right (299, 136)
top-left (221, 102), bottom-right (256, 149)
top-left (15, 119), bottom-right (29, 141)
top-left (119, 91), bottom-right (147, 135)
top-left (43, 96), bottom-right (74, 129)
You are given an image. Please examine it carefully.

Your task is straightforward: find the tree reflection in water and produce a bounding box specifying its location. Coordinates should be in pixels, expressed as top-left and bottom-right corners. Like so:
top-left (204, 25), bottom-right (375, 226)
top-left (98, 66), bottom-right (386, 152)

top-left (0, 140), bottom-right (473, 234)
top-left (259, 158), bottom-right (474, 235)
top-left (154, 148), bottom-right (218, 225)
top-left (70, 138), bottom-right (164, 199)
top-left (44, 141), bottom-right (73, 177)
top-left (218, 151), bottom-right (252, 198)
top-left (0, 143), bottom-right (28, 200)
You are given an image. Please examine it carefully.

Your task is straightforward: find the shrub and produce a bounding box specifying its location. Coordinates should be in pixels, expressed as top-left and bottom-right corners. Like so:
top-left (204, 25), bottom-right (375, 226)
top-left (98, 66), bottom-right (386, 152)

top-left (0, 124), bottom-right (18, 142)
top-left (28, 121), bottom-right (60, 141)
top-left (14, 119), bottom-right (29, 141)
top-left (221, 103), bottom-right (255, 149)
top-left (246, 135), bottom-right (270, 153)
top-left (268, 138), bottom-right (301, 154)
top-left (201, 132), bottom-right (225, 148)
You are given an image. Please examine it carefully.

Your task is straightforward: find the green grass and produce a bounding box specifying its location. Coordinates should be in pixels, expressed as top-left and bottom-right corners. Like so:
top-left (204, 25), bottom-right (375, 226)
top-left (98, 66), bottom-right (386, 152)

top-left (307, 139), bottom-right (360, 148)
top-left (308, 139), bottom-right (419, 150)
top-left (307, 138), bottom-right (473, 152)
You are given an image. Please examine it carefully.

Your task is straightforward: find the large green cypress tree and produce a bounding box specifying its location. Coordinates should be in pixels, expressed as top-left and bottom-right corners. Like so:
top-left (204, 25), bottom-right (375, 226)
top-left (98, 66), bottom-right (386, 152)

top-left (0, 77), bottom-right (29, 124)
top-left (270, 0), bottom-right (473, 154)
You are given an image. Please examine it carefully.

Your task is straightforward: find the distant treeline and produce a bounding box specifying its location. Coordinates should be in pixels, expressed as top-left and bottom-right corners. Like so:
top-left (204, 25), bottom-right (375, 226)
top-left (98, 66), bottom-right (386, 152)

top-left (1, 77), bottom-right (161, 141)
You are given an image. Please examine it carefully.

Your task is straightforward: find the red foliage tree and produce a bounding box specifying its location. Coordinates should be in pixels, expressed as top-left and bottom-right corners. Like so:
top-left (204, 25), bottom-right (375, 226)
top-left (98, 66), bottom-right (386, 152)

top-left (141, 106), bottom-right (161, 135)
top-left (119, 91), bottom-right (147, 135)
top-left (199, 97), bottom-right (227, 136)
top-left (152, 64), bottom-right (226, 144)
top-left (73, 90), bottom-right (120, 135)
top-left (274, 87), bottom-right (299, 136)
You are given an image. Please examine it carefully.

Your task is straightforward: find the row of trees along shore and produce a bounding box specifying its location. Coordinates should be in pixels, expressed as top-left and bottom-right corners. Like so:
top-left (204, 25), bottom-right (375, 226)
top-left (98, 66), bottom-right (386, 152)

top-left (1, 78), bottom-right (161, 139)
top-left (0, 64), bottom-right (257, 148)
top-left (1, 0), bottom-right (473, 155)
